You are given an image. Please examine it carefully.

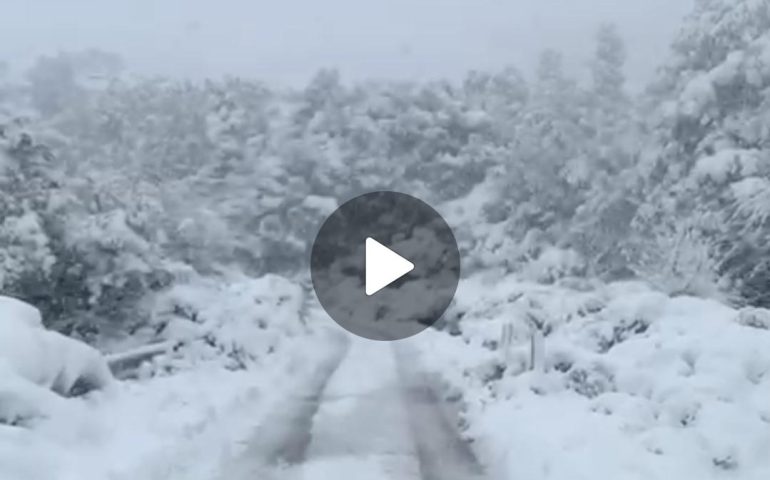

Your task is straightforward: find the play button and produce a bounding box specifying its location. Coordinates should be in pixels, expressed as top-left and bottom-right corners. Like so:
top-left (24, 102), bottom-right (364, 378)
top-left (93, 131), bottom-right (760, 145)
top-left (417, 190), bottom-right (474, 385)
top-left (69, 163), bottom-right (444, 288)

top-left (365, 238), bottom-right (415, 296)
top-left (310, 191), bottom-right (461, 341)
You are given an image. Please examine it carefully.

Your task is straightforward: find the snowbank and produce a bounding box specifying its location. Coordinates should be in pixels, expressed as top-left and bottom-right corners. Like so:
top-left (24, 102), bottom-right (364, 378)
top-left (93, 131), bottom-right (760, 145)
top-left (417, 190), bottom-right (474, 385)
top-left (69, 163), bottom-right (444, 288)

top-left (0, 297), bottom-right (113, 397)
top-left (0, 323), bottom-right (113, 396)
top-left (410, 274), bottom-right (770, 480)
top-left (0, 296), bottom-right (42, 328)
top-left (0, 296), bottom-right (115, 476)
top-left (0, 361), bottom-right (66, 427)
top-left (0, 277), bottom-right (338, 480)
top-left (0, 296), bottom-right (114, 426)
top-left (0, 325), bottom-right (341, 480)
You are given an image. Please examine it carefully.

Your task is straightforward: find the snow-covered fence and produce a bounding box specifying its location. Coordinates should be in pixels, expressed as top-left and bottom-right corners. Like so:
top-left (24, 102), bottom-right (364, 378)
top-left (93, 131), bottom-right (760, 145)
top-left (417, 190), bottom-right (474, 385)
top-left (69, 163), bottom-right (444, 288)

top-left (500, 321), bottom-right (515, 365)
top-left (498, 313), bottom-right (546, 372)
top-left (525, 311), bottom-right (546, 372)
top-left (529, 328), bottom-right (545, 372)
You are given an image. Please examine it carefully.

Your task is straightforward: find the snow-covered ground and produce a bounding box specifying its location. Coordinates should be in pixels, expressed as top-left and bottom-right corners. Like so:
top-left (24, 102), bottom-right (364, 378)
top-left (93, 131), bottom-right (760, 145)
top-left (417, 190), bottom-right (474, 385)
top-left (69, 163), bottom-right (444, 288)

top-left (221, 335), bottom-right (484, 480)
top-left (3, 270), bottom-right (770, 480)
top-left (263, 338), bottom-right (424, 479)
top-left (408, 273), bottom-right (770, 480)
top-left (0, 276), bottom-right (345, 480)
top-left (0, 323), bottom-right (345, 480)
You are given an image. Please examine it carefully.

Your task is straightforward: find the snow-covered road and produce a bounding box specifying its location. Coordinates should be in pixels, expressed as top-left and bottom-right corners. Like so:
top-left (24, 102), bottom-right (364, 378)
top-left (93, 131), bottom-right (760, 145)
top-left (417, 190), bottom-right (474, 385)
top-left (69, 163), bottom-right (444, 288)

top-left (221, 335), bottom-right (486, 480)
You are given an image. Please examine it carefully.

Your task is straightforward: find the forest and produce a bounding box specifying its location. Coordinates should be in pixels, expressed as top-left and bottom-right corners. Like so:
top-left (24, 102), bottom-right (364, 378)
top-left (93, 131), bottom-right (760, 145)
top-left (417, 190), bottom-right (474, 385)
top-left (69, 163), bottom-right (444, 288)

top-left (2, 2), bottom-right (769, 341)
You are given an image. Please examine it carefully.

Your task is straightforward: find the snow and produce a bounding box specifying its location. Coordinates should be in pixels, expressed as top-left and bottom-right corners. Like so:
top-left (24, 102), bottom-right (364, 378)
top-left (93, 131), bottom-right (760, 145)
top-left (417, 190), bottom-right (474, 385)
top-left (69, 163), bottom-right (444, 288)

top-left (0, 296), bottom-right (113, 444)
top-left (0, 298), bottom-right (113, 396)
top-left (757, 33), bottom-right (770, 69)
top-left (439, 176), bottom-right (493, 228)
top-left (0, 275), bottom-right (325, 480)
top-left (152, 273), bottom-right (308, 367)
top-left (0, 296), bottom-right (42, 328)
top-left (736, 307), bottom-right (770, 330)
top-left (731, 176), bottom-right (768, 200)
top-left (0, 362), bottom-right (65, 427)
top-left (678, 73), bottom-right (716, 118)
top-left (521, 246), bottom-right (584, 283)
top-left (730, 176), bottom-right (770, 226)
top-left (296, 338), bottom-right (422, 478)
top-left (3, 260), bottom-right (770, 480)
top-left (0, 211), bottom-right (56, 288)
top-left (409, 274), bottom-right (770, 480)
top-left (4, 257), bottom-right (769, 480)
top-left (217, 333), bottom-right (485, 480)
top-left (693, 149), bottom-right (759, 184)
top-left (302, 194), bottom-right (338, 214)
top-left (3, 3), bottom-right (770, 478)
top-left (711, 51), bottom-right (746, 86)
top-left (0, 322), bottom-right (342, 480)
top-left (67, 209), bottom-right (151, 254)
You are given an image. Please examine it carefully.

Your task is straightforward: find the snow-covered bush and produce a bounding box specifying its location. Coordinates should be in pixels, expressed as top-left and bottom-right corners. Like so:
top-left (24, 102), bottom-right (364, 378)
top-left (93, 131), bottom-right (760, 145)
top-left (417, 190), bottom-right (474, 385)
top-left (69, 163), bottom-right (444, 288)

top-left (520, 247), bottom-right (586, 284)
top-left (735, 306), bottom-right (770, 330)
top-left (412, 279), bottom-right (770, 480)
top-left (0, 121), bottom-right (57, 291)
top-left (146, 274), bottom-right (308, 372)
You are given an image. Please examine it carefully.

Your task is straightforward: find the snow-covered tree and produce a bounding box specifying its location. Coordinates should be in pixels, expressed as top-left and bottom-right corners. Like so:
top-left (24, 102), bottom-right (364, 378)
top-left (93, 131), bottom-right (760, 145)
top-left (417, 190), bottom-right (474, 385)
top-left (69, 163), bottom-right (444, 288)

top-left (635, 0), bottom-right (770, 304)
top-left (591, 23), bottom-right (627, 106)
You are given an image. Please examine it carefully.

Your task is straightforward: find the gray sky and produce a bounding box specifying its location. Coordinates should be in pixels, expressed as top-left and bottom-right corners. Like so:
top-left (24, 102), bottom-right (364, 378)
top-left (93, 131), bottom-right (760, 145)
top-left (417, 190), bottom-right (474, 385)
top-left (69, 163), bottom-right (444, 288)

top-left (0, 0), bottom-right (693, 89)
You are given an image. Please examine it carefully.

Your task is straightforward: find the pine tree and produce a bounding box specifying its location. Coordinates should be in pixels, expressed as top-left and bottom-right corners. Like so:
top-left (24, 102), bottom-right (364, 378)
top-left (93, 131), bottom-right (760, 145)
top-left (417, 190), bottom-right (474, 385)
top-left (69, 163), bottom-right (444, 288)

top-left (591, 23), bottom-right (627, 108)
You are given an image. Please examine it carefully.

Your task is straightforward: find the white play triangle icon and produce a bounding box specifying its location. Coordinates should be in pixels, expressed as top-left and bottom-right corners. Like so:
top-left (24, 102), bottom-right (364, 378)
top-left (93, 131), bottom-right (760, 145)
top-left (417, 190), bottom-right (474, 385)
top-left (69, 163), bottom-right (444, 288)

top-left (365, 237), bottom-right (415, 296)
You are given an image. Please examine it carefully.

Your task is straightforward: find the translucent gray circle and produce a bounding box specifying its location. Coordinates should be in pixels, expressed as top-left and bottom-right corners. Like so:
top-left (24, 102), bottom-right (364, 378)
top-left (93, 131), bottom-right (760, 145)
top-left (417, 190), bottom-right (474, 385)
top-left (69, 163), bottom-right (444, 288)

top-left (310, 191), bottom-right (461, 341)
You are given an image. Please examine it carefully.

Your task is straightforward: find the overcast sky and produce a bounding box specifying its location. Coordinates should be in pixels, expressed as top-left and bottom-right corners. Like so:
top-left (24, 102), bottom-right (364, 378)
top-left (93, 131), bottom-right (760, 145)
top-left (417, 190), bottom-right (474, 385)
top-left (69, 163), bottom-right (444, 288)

top-left (0, 0), bottom-right (693, 89)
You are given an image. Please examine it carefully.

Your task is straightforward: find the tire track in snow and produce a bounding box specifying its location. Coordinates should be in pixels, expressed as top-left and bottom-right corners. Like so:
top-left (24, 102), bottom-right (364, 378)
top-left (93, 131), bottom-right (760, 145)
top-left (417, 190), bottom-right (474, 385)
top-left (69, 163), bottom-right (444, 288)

top-left (294, 338), bottom-right (423, 479)
top-left (216, 328), bottom-right (350, 479)
top-left (394, 343), bottom-right (487, 480)
top-left (220, 333), bottom-right (487, 480)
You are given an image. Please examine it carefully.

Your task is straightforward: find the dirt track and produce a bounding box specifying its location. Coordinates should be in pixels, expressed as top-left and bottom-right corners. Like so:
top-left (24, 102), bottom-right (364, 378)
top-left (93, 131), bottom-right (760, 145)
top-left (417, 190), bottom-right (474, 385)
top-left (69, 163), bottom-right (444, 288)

top-left (218, 334), bottom-right (486, 480)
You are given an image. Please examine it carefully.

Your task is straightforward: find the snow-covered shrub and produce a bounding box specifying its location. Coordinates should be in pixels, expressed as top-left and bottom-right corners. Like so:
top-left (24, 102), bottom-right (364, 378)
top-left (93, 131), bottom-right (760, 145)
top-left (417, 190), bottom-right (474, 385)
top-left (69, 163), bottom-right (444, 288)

top-left (60, 208), bottom-right (170, 333)
top-left (147, 274), bottom-right (307, 371)
top-left (570, 288), bottom-right (667, 353)
top-left (520, 247), bottom-right (585, 284)
top-left (0, 122), bottom-right (58, 295)
top-left (633, 217), bottom-right (726, 300)
top-left (565, 360), bottom-right (616, 398)
top-left (413, 280), bottom-right (770, 480)
top-left (735, 307), bottom-right (770, 330)
top-left (0, 211), bottom-right (55, 291)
